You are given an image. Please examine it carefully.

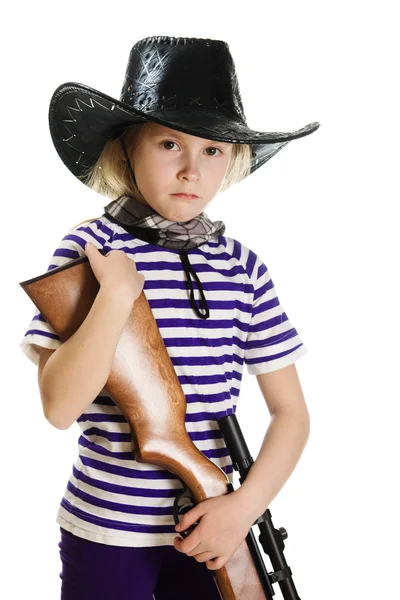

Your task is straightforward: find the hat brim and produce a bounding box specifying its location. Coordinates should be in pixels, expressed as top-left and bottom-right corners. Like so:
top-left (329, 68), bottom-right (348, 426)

top-left (49, 82), bottom-right (320, 182)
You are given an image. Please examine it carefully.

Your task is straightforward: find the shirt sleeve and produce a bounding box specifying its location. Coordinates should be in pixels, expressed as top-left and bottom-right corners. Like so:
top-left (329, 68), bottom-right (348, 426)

top-left (19, 221), bottom-right (105, 368)
top-left (243, 255), bottom-right (308, 375)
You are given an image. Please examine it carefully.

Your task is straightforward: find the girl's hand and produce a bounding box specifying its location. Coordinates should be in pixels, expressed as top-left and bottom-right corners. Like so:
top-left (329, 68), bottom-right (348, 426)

top-left (173, 491), bottom-right (255, 571)
top-left (85, 242), bottom-right (145, 302)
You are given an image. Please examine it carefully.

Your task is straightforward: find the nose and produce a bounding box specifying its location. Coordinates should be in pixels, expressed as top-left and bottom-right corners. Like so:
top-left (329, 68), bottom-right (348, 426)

top-left (178, 156), bottom-right (200, 182)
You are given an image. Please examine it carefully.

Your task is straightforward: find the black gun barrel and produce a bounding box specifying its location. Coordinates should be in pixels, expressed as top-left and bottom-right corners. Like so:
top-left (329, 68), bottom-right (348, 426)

top-left (218, 413), bottom-right (302, 600)
top-left (218, 412), bottom-right (254, 480)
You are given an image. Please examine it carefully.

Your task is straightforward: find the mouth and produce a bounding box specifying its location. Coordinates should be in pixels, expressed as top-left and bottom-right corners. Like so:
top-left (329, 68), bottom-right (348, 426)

top-left (171, 193), bottom-right (199, 199)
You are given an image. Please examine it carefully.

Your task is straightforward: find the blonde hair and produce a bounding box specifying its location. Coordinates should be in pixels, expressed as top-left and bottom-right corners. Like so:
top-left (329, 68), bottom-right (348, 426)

top-left (70, 122), bottom-right (252, 229)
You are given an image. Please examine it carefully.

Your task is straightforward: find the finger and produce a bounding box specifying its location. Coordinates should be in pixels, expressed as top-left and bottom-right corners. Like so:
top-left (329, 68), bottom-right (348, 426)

top-left (175, 505), bottom-right (204, 532)
top-left (192, 550), bottom-right (216, 563)
top-left (174, 529), bottom-right (201, 555)
top-left (173, 536), bottom-right (183, 550)
top-left (185, 541), bottom-right (205, 557)
top-left (206, 556), bottom-right (224, 570)
top-left (85, 242), bottom-right (95, 252)
top-left (174, 535), bottom-right (187, 552)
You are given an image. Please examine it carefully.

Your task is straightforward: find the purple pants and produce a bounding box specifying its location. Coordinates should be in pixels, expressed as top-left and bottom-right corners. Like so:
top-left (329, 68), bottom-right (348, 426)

top-left (58, 527), bottom-right (221, 599)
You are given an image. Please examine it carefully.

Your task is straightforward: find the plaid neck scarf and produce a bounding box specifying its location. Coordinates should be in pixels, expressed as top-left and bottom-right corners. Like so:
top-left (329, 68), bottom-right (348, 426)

top-left (102, 194), bottom-right (226, 250)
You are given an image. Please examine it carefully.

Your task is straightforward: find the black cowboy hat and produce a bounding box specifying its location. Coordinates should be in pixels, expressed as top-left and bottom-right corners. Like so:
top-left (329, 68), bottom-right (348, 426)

top-left (49, 35), bottom-right (320, 190)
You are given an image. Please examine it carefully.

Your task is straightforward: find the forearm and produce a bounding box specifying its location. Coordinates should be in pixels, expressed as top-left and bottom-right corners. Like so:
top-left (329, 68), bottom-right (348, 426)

top-left (234, 407), bottom-right (310, 522)
top-left (41, 286), bottom-right (134, 430)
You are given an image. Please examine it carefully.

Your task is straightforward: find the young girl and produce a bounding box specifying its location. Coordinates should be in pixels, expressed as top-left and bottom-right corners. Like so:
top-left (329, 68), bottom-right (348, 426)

top-left (20, 36), bottom-right (319, 599)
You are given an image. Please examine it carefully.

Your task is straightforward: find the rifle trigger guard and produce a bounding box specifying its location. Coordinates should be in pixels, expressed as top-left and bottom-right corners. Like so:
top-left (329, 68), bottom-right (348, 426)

top-left (173, 483), bottom-right (199, 539)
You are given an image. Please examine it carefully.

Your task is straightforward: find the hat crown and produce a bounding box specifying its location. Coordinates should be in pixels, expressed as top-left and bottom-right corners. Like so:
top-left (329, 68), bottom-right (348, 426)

top-left (119, 36), bottom-right (246, 123)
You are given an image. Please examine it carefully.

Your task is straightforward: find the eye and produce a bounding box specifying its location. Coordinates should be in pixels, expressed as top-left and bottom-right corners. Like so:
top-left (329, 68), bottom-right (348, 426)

top-left (205, 147), bottom-right (223, 156)
top-left (161, 141), bottom-right (178, 151)
top-left (160, 141), bottom-right (223, 156)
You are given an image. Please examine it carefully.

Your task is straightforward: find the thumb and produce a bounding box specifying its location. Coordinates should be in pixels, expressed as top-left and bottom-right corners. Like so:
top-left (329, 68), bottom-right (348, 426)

top-left (85, 242), bottom-right (105, 258)
top-left (84, 242), bottom-right (111, 256)
top-left (85, 242), bottom-right (97, 253)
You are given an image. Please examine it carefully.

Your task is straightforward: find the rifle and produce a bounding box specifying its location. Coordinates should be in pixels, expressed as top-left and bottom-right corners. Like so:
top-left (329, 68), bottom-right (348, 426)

top-left (19, 248), bottom-right (302, 600)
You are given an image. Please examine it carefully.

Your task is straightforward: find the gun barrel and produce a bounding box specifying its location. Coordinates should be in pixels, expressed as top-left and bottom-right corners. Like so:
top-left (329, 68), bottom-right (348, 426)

top-left (218, 413), bottom-right (254, 478)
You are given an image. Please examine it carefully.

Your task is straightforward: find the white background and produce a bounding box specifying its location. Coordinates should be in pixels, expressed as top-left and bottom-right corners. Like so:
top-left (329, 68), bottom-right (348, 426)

top-left (3, 1), bottom-right (399, 598)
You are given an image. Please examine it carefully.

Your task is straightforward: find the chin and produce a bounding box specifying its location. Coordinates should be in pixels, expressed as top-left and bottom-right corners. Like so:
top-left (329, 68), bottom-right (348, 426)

top-left (161, 208), bottom-right (195, 222)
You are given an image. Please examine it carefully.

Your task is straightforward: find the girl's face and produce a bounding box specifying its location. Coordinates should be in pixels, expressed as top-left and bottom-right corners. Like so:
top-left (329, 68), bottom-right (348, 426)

top-left (130, 123), bottom-right (232, 222)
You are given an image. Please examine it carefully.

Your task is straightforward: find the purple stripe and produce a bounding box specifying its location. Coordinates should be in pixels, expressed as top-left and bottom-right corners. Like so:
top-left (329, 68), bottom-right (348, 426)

top-left (78, 220), bottom-right (113, 238)
top-left (77, 412), bottom-right (225, 424)
top-left (79, 456), bottom-right (178, 479)
top-left (82, 428), bottom-right (132, 442)
top-left (171, 353), bottom-right (235, 367)
top-left (162, 336), bottom-right (233, 349)
top-left (148, 297), bottom-right (252, 313)
top-left (67, 480), bottom-right (175, 515)
top-left (232, 239), bottom-right (242, 262)
top-left (82, 427), bottom-right (224, 443)
top-left (181, 370), bottom-right (243, 384)
top-left (33, 313), bottom-right (46, 321)
top-left (160, 336), bottom-right (237, 348)
top-left (77, 414), bottom-right (128, 424)
top-left (72, 465), bottom-right (177, 497)
top-left (78, 409), bottom-right (236, 427)
top-left (247, 312), bottom-right (289, 334)
top-left (60, 497), bottom-right (179, 534)
top-left (254, 279), bottom-right (274, 303)
top-left (245, 327), bottom-right (298, 350)
top-left (64, 229), bottom-right (108, 250)
top-left (185, 247), bottom-right (241, 262)
top-left (175, 370), bottom-right (239, 384)
top-left (255, 293), bottom-right (279, 317)
top-left (245, 248), bottom-right (257, 279)
top-left (153, 317), bottom-right (249, 332)
top-left (129, 257), bottom-right (248, 278)
top-left (245, 343), bottom-right (304, 365)
top-left (93, 397), bottom-right (117, 406)
top-left (53, 247), bottom-right (80, 259)
top-left (78, 454), bottom-right (232, 480)
top-left (252, 295), bottom-right (281, 316)
top-left (144, 279), bottom-right (253, 292)
top-left (24, 328), bottom-right (61, 341)
top-left (170, 353), bottom-right (242, 368)
top-left (79, 436), bottom-right (139, 460)
top-left (78, 435), bottom-right (230, 461)
top-left (256, 260), bottom-right (267, 278)
top-left (214, 408), bottom-right (237, 420)
top-left (184, 390), bottom-right (236, 403)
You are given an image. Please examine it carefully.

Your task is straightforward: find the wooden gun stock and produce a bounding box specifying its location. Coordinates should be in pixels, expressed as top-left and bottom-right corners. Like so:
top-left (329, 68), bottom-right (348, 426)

top-left (19, 254), bottom-right (267, 600)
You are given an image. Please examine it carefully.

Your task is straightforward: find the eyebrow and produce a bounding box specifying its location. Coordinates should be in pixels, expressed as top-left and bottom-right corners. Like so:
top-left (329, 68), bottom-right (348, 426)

top-left (153, 131), bottom-right (231, 147)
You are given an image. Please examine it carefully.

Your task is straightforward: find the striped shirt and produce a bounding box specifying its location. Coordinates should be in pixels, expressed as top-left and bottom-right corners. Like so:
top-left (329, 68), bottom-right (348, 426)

top-left (20, 215), bottom-right (308, 547)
